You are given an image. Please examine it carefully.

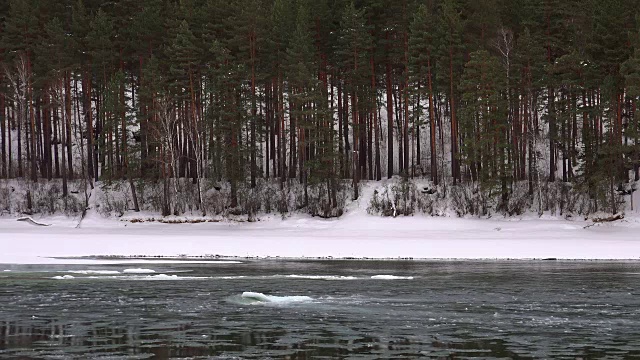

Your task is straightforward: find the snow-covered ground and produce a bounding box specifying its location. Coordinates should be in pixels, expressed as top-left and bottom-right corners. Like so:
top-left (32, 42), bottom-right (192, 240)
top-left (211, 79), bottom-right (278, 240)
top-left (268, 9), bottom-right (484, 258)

top-left (1, 202), bottom-right (640, 264)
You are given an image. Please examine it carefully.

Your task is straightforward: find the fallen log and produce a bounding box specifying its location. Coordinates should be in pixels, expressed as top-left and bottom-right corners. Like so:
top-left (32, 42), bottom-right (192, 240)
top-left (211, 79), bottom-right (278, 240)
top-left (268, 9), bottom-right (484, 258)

top-left (17, 217), bottom-right (52, 227)
top-left (592, 213), bottom-right (624, 223)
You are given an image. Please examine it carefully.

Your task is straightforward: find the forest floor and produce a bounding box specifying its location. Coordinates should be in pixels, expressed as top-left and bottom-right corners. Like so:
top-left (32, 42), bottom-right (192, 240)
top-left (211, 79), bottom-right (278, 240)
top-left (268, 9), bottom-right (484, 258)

top-left (2, 187), bottom-right (640, 264)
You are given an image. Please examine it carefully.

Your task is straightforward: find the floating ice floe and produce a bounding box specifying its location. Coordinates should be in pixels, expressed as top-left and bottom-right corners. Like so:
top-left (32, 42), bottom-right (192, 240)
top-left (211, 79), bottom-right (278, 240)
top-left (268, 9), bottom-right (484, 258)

top-left (68, 270), bottom-right (121, 275)
top-left (52, 275), bottom-right (75, 280)
top-left (215, 274), bottom-right (359, 281)
top-left (130, 274), bottom-right (209, 280)
top-left (371, 275), bottom-right (414, 280)
top-left (123, 268), bottom-right (156, 274)
top-left (81, 274), bottom-right (210, 281)
top-left (240, 291), bottom-right (313, 304)
top-left (285, 274), bottom-right (359, 280)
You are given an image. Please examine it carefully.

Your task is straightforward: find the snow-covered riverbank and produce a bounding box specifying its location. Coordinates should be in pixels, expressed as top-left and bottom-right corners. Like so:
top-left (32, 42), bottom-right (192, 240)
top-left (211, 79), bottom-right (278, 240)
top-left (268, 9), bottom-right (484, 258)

top-left (1, 207), bottom-right (639, 264)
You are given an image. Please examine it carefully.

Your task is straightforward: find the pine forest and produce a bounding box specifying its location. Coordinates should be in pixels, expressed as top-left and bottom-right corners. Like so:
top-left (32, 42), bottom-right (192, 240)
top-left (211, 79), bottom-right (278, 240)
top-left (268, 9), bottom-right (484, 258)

top-left (0, 0), bottom-right (639, 219)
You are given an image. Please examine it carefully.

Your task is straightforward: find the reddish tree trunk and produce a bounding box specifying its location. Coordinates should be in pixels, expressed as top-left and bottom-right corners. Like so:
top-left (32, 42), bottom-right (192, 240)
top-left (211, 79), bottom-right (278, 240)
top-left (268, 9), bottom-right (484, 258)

top-left (386, 31), bottom-right (394, 178)
top-left (427, 56), bottom-right (438, 185)
top-left (449, 47), bottom-right (459, 185)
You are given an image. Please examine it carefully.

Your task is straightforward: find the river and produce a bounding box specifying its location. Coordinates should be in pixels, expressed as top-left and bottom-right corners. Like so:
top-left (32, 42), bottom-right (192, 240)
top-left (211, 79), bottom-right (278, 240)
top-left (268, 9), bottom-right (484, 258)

top-left (1, 260), bottom-right (639, 358)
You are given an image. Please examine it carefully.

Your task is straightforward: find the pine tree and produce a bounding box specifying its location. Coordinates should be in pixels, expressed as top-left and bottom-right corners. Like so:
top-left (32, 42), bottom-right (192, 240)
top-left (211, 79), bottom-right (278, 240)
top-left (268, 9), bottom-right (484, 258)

top-left (3, 0), bottom-right (40, 183)
top-left (459, 50), bottom-right (510, 210)
top-left (410, 3), bottom-right (439, 184)
top-left (337, 1), bottom-right (372, 199)
top-left (440, 0), bottom-right (464, 185)
top-left (168, 19), bottom-right (207, 211)
top-left (86, 8), bottom-right (117, 180)
top-left (622, 25), bottom-right (640, 182)
top-left (513, 26), bottom-right (546, 196)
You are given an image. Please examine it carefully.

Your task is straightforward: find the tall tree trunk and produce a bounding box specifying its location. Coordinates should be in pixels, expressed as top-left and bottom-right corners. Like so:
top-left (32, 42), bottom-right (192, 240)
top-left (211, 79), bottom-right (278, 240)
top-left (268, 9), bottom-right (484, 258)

top-left (343, 84), bottom-right (350, 178)
top-left (250, 30), bottom-right (257, 188)
top-left (396, 87), bottom-right (403, 173)
top-left (0, 91), bottom-right (5, 178)
top-left (386, 33), bottom-right (394, 178)
top-left (548, 87), bottom-right (556, 182)
top-left (403, 27), bottom-right (410, 177)
top-left (28, 56), bottom-right (37, 183)
top-left (617, 91), bottom-right (624, 180)
top-left (59, 86), bottom-right (68, 198)
top-left (84, 70), bottom-right (95, 180)
top-left (449, 47), bottom-right (458, 185)
top-left (17, 101), bottom-right (23, 178)
top-left (8, 103), bottom-right (13, 178)
top-left (120, 66), bottom-right (127, 180)
top-left (337, 79), bottom-right (344, 177)
top-left (279, 74), bottom-right (286, 184)
top-left (65, 73), bottom-right (74, 180)
top-left (265, 82), bottom-right (271, 178)
top-left (270, 80), bottom-right (277, 178)
top-left (43, 91), bottom-right (52, 180)
top-left (289, 89), bottom-right (296, 179)
top-left (428, 56), bottom-right (438, 185)
top-left (53, 102), bottom-right (60, 178)
top-left (129, 177), bottom-right (140, 212)
top-left (372, 56), bottom-right (381, 181)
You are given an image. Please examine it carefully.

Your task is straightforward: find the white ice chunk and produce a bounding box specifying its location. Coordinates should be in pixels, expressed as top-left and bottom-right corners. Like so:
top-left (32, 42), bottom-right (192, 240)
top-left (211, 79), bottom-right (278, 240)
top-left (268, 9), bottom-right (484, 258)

top-left (68, 270), bottom-right (121, 275)
top-left (241, 291), bottom-right (313, 304)
top-left (371, 275), bottom-right (414, 280)
top-left (123, 268), bottom-right (156, 274)
top-left (52, 275), bottom-right (75, 280)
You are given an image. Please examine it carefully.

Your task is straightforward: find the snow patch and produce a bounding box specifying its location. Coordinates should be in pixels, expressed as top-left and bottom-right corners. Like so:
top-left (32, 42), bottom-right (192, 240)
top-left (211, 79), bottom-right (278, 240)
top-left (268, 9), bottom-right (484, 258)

top-left (3, 208), bottom-right (640, 261)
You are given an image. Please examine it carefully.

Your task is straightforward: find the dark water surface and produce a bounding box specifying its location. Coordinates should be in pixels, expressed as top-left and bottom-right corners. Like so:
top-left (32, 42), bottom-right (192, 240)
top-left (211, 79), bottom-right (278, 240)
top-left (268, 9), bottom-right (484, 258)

top-left (1, 260), bottom-right (640, 359)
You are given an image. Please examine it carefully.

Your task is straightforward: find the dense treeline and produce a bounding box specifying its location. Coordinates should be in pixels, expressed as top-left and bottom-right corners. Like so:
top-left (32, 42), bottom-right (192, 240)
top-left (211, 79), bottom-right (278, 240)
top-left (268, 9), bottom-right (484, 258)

top-left (0, 0), bottom-right (639, 216)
